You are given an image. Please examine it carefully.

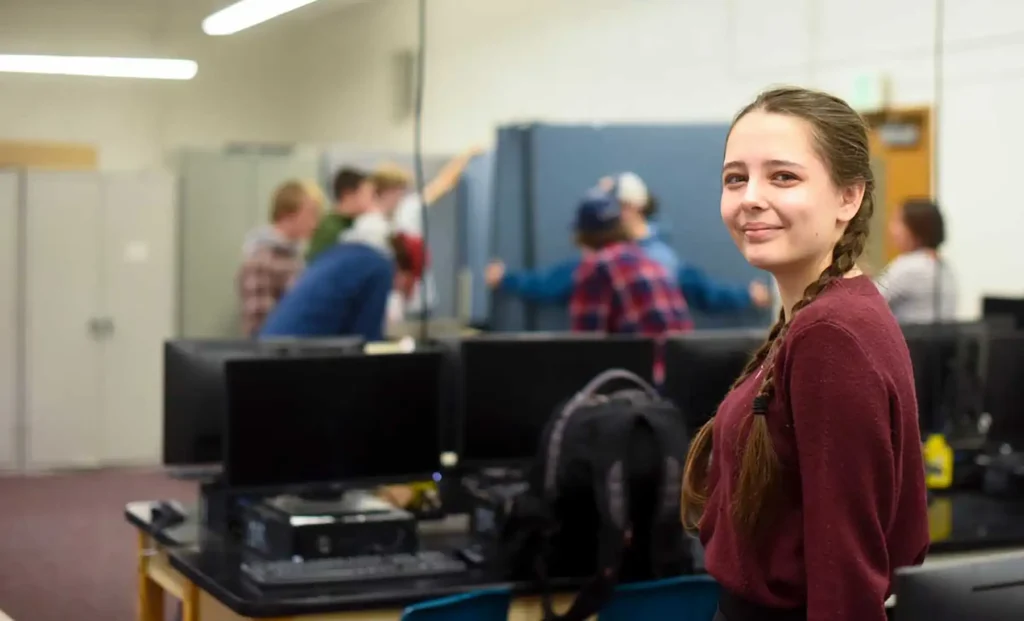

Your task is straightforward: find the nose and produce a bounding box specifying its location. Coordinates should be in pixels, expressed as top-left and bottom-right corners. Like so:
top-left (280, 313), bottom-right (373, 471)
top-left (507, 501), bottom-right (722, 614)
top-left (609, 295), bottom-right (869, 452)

top-left (740, 180), bottom-right (768, 211)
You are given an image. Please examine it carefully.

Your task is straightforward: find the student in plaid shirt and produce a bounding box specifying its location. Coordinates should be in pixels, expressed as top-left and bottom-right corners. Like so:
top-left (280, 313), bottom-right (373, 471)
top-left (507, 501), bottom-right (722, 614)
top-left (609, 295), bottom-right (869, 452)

top-left (569, 189), bottom-right (692, 379)
top-left (237, 180), bottom-right (322, 336)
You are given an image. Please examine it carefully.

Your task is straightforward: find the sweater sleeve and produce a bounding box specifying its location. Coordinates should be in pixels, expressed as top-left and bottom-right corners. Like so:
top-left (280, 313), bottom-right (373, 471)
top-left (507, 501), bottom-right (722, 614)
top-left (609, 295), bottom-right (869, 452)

top-left (677, 263), bottom-right (753, 313)
top-left (351, 261), bottom-right (394, 342)
top-left (785, 321), bottom-right (896, 621)
top-left (499, 258), bottom-right (578, 304)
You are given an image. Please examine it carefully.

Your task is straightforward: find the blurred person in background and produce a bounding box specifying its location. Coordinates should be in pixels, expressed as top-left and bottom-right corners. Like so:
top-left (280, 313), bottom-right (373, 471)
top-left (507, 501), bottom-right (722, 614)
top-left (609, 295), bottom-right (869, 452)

top-left (875, 198), bottom-right (957, 323)
top-left (305, 167), bottom-right (375, 263)
top-left (569, 188), bottom-right (691, 383)
top-left (371, 146), bottom-right (481, 318)
top-left (486, 172), bottom-right (772, 315)
top-left (238, 180), bottom-right (323, 337)
top-left (260, 232), bottom-right (427, 342)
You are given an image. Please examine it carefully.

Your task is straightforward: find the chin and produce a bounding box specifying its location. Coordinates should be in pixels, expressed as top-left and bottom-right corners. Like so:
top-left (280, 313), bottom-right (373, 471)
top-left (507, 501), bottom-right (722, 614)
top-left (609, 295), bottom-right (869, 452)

top-left (740, 243), bottom-right (789, 272)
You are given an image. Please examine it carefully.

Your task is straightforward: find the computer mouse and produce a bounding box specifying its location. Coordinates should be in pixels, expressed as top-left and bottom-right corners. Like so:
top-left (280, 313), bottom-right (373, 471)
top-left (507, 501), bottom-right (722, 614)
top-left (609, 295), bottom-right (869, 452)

top-left (151, 500), bottom-right (185, 526)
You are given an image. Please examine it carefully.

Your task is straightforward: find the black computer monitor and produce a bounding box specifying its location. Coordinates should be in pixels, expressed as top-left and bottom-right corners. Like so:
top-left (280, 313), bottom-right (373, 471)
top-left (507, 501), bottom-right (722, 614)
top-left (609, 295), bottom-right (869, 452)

top-left (984, 331), bottom-right (1024, 450)
top-left (900, 322), bottom-right (988, 437)
top-left (223, 351), bottom-right (444, 488)
top-left (894, 550), bottom-right (1024, 620)
top-left (982, 296), bottom-right (1024, 330)
top-left (162, 337), bottom-right (365, 468)
top-left (458, 333), bottom-right (656, 465)
top-left (662, 329), bottom-right (766, 429)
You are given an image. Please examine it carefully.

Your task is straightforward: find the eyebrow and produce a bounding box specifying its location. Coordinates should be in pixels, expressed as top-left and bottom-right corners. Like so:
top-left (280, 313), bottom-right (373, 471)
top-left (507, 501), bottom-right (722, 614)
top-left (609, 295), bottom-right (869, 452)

top-left (722, 159), bottom-right (806, 172)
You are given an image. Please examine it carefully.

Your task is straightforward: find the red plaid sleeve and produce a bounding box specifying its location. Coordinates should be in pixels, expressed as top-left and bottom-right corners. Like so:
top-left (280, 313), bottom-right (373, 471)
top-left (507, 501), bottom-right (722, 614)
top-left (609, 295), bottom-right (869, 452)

top-left (238, 253), bottom-right (278, 337)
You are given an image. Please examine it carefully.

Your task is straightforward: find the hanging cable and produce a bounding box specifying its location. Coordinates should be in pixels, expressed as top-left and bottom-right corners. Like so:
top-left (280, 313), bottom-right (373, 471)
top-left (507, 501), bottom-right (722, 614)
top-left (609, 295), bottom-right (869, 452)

top-left (413, 0), bottom-right (430, 344)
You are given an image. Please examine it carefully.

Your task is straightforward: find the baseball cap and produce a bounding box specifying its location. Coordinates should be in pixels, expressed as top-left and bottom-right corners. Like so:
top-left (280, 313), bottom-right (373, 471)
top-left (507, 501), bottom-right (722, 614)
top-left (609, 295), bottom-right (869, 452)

top-left (574, 189), bottom-right (622, 234)
top-left (609, 172), bottom-right (649, 206)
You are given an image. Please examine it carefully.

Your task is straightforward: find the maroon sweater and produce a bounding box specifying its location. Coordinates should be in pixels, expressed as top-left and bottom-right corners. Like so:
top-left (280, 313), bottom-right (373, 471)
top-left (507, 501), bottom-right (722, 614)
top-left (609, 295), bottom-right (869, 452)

top-left (699, 275), bottom-right (929, 621)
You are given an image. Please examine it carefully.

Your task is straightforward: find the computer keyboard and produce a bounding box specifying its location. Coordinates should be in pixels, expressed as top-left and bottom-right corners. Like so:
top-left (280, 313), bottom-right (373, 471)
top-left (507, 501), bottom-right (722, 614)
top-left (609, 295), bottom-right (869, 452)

top-left (241, 550), bottom-right (469, 587)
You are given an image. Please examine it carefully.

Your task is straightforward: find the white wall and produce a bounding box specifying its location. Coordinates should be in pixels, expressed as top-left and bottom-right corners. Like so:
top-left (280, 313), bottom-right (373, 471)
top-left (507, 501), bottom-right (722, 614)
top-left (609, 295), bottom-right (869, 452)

top-left (0, 0), bottom-right (304, 169)
top-left (292, 0), bottom-right (1024, 317)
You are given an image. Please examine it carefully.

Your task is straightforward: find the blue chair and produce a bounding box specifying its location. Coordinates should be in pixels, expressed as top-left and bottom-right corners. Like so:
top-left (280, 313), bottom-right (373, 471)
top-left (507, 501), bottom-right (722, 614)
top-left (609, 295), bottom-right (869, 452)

top-left (400, 587), bottom-right (512, 621)
top-left (598, 575), bottom-right (720, 621)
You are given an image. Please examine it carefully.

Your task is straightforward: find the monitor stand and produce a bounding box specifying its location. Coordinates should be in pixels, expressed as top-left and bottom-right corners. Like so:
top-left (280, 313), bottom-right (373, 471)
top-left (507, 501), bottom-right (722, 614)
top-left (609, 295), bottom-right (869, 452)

top-left (479, 466), bottom-right (525, 484)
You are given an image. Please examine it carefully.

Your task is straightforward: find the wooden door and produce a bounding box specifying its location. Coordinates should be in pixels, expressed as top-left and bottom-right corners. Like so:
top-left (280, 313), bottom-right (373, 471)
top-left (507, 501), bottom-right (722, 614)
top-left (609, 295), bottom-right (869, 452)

top-left (865, 108), bottom-right (933, 262)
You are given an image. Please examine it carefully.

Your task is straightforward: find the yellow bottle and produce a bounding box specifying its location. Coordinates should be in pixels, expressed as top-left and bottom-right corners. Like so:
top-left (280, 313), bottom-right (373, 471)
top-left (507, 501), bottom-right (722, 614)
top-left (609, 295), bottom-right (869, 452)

top-left (923, 433), bottom-right (954, 490)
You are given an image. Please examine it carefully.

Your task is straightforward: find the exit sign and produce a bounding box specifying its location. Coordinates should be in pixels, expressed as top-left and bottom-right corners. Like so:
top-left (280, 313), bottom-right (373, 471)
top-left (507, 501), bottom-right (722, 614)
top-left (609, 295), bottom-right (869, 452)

top-left (850, 72), bottom-right (890, 113)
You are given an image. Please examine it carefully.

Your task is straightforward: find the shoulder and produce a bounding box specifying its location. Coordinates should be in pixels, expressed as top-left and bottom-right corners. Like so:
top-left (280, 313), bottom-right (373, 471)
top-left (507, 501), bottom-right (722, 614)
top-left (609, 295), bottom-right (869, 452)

top-left (781, 278), bottom-right (907, 370)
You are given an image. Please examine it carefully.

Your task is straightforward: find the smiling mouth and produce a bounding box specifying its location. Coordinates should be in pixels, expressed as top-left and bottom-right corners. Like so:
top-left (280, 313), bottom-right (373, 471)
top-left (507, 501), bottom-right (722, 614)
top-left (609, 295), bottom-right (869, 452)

top-left (741, 225), bottom-right (782, 232)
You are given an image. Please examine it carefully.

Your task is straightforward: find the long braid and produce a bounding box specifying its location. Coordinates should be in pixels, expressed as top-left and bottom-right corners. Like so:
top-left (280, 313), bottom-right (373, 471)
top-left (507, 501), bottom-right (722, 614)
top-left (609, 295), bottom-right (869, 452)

top-left (681, 86), bottom-right (876, 535)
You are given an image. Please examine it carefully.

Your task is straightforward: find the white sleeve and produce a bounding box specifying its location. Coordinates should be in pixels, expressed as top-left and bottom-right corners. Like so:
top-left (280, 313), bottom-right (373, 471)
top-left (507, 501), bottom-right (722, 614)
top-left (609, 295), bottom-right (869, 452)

top-left (393, 195), bottom-right (423, 236)
top-left (874, 255), bottom-right (913, 305)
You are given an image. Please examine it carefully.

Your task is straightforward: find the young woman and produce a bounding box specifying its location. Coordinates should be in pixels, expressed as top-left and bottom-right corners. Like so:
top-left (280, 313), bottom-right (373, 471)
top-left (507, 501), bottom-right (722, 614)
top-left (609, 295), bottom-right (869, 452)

top-left (876, 199), bottom-right (958, 323)
top-left (681, 87), bottom-right (929, 621)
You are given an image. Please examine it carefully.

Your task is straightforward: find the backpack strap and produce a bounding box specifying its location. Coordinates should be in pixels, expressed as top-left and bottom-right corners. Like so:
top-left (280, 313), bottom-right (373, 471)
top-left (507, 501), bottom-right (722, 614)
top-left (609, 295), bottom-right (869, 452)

top-left (640, 408), bottom-right (690, 575)
top-left (543, 369), bottom-right (658, 499)
top-left (539, 410), bottom-right (637, 621)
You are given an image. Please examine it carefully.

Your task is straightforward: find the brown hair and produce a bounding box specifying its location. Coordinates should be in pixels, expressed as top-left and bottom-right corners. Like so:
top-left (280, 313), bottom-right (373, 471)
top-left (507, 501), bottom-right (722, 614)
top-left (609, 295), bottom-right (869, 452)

top-left (901, 198), bottom-right (945, 249)
top-left (269, 180), bottom-right (318, 222)
top-left (680, 87), bottom-right (876, 535)
top-left (372, 163), bottom-right (412, 194)
top-left (575, 223), bottom-right (631, 251)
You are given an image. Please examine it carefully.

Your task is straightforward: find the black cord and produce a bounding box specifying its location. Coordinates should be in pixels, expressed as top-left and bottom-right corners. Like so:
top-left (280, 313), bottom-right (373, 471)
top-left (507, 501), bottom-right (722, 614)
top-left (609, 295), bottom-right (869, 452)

top-left (413, 0), bottom-right (430, 344)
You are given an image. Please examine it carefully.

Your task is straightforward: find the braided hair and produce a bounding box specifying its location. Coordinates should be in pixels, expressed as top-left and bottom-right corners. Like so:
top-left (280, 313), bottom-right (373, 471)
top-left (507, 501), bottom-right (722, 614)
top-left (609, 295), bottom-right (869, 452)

top-left (681, 87), bottom-right (876, 535)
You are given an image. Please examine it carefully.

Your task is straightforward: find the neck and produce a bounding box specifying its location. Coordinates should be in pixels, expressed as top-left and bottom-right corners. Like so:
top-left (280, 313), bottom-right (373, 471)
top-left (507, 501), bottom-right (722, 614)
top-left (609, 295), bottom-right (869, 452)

top-left (774, 256), bottom-right (862, 320)
top-left (272, 223), bottom-right (295, 242)
top-left (626, 219), bottom-right (649, 241)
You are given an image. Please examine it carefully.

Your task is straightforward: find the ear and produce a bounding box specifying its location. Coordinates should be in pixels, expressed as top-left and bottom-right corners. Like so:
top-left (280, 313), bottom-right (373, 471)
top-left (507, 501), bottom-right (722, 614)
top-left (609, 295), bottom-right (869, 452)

top-left (837, 180), bottom-right (866, 224)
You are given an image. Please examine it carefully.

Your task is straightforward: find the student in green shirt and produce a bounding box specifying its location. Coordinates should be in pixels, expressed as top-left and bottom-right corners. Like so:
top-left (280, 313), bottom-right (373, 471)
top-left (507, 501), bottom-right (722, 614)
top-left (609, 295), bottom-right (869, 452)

top-left (306, 167), bottom-right (375, 262)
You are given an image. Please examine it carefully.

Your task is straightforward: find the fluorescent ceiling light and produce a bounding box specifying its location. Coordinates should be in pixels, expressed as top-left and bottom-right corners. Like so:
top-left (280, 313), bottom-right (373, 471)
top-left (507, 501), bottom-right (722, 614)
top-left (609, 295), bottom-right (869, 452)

top-left (0, 55), bottom-right (198, 80)
top-left (203, 0), bottom-right (321, 36)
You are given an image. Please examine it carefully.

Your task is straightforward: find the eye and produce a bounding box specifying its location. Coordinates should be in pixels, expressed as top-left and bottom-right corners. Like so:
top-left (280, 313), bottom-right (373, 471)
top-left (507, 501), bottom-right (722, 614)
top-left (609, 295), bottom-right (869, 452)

top-left (723, 173), bottom-right (746, 186)
top-left (772, 171), bottom-right (799, 184)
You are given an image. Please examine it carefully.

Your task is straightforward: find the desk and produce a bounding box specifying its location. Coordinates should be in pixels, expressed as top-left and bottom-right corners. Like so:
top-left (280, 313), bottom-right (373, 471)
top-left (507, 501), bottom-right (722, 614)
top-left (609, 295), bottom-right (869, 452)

top-left (128, 502), bottom-right (597, 621)
top-left (127, 492), bottom-right (1024, 621)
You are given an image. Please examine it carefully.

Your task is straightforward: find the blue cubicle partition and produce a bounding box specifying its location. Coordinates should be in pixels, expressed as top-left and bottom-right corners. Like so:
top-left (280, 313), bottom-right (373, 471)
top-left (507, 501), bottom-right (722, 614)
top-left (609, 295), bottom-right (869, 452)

top-left (488, 123), bottom-right (771, 332)
top-left (319, 148), bottom-right (459, 319)
top-left (458, 152), bottom-right (496, 325)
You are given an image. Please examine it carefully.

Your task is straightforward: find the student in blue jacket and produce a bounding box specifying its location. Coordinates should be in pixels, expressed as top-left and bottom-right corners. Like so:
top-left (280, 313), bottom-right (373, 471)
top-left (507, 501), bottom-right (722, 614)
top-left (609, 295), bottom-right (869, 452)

top-left (484, 173), bottom-right (772, 312)
top-left (260, 230), bottom-right (426, 342)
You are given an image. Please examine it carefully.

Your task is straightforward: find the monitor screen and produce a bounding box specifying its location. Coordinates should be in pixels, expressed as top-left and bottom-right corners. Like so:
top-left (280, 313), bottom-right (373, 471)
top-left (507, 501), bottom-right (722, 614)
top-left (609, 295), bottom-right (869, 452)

top-left (982, 296), bottom-right (1024, 330)
top-left (984, 331), bottom-right (1024, 449)
top-left (900, 322), bottom-right (987, 436)
top-left (662, 329), bottom-right (765, 429)
top-left (459, 334), bottom-right (656, 464)
top-left (162, 337), bottom-right (365, 467)
top-left (895, 550), bottom-right (1024, 620)
top-left (223, 351), bottom-right (444, 488)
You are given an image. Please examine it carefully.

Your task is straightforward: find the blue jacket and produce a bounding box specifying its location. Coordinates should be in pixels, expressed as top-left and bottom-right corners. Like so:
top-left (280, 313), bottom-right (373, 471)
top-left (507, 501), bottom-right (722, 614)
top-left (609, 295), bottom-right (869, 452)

top-left (499, 227), bottom-right (753, 313)
top-left (260, 243), bottom-right (393, 341)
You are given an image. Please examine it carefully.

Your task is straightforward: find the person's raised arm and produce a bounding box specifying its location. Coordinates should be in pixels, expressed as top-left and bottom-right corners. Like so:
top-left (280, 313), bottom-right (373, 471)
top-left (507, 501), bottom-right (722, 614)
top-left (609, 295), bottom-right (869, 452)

top-left (486, 257), bottom-right (579, 305)
top-left (786, 320), bottom-right (903, 621)
top-left (422, 146), bottom-right (483, 206)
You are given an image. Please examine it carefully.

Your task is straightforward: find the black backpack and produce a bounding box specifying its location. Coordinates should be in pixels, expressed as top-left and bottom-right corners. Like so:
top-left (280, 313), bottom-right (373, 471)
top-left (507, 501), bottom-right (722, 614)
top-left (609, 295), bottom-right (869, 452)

top-left (501, 369), bottom-right (693, 621)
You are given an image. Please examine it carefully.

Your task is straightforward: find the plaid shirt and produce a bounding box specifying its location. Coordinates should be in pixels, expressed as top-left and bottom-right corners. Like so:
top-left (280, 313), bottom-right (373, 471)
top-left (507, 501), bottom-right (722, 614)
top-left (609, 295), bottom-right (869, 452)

top-left (570, 242), bottom-right (693, 382)
top-left (238, 246), bottom-right (303, 337)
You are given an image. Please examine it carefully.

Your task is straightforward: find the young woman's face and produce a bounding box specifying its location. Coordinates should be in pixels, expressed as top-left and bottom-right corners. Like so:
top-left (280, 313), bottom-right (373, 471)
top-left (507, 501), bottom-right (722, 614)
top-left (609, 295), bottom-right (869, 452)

top-left (720, 111), bottom-right (861, 275)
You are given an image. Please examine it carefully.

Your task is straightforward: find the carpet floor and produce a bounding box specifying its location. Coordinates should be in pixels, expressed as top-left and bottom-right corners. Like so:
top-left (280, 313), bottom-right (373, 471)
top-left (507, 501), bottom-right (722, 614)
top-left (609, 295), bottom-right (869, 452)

top-left (0, 468), bottom-right (196, 621)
